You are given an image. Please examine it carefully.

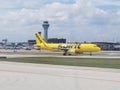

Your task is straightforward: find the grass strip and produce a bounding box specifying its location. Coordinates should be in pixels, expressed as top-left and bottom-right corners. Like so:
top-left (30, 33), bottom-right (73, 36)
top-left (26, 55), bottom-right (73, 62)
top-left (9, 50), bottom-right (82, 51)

top-left (0, 57), bottom-right (120, 69)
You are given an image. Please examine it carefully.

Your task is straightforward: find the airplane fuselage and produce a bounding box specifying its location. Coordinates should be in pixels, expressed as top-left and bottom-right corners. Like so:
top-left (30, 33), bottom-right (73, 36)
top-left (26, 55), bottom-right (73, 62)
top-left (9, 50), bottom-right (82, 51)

top-left (34, 32), bottom-right (101, 55)
top-left (35, 43), bottom-right (101, 55)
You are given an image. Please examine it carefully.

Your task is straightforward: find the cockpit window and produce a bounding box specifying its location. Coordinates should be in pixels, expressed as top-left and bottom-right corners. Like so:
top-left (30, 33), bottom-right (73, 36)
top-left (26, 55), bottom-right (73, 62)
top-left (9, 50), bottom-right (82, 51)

top-left (93, 45), bottom-right (99, 47)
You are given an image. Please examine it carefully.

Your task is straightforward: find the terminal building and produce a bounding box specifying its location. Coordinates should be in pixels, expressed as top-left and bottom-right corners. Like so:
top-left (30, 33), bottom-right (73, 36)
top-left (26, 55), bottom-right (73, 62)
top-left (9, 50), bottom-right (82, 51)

top-left (47, 38), bottom-right (66, 43)
top-left (27, 38), bottom-right (66, 45)
top-left (92, 42), bottom-right (120, 51)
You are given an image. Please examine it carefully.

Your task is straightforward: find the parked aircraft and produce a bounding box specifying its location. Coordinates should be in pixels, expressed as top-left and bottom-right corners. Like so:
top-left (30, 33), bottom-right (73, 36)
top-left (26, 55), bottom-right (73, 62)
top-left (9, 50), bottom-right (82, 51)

top-left (34, 32), bottom-right (101, 55)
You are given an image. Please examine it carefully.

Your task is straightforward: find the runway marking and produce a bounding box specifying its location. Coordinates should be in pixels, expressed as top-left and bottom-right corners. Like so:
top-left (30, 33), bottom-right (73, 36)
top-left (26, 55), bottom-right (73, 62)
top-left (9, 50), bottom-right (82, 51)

top-left (0, 69), bottom-right (120, 83)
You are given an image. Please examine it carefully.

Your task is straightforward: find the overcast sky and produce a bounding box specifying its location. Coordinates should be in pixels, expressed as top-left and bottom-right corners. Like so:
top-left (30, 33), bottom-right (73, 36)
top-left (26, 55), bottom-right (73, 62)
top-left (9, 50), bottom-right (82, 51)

top-left (0, 0), bottom-right (120, 42)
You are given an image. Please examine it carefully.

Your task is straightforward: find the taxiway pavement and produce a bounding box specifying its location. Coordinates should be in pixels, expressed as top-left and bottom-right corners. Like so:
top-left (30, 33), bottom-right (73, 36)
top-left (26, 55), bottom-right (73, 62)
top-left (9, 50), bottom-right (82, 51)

top-left (0, 50), bottom-right (120, 58)
top-left (0, 61), bottom-right (119, 90)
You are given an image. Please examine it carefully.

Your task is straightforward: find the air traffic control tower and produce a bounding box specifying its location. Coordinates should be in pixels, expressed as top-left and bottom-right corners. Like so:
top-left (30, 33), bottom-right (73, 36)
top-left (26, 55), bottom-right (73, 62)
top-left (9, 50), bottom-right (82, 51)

top-left (42, 21), bottom-right (50, 42)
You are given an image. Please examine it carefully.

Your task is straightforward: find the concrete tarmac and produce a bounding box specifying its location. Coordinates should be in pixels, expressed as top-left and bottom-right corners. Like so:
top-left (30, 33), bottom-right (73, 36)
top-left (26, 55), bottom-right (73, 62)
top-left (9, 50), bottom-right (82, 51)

top-left (0, 50), bottom-right (120, 90)
top-left (0, 61), bottom-right (120, 90)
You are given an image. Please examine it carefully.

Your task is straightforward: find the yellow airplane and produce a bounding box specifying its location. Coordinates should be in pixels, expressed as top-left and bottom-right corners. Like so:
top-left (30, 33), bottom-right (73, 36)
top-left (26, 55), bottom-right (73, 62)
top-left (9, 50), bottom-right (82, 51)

top-left (34, 32), bottom-right (101, 55)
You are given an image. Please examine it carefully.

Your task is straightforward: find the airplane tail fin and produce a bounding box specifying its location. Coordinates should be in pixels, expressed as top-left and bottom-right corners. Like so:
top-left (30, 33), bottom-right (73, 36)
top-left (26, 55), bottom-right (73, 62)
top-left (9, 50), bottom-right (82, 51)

top-left (34, 32), bottom-right (47, 47)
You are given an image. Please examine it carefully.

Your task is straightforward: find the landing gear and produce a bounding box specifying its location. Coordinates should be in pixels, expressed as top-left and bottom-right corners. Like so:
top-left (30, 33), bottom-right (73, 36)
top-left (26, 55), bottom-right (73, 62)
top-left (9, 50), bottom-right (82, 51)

top-left (63, 53), bottom-right (67, 56)
top-left (63, 52), bottom-right (73, 56)
top-left (63, 50), bottom-right (67, 56)
top-left (90, 52), bottom-right (92, 56)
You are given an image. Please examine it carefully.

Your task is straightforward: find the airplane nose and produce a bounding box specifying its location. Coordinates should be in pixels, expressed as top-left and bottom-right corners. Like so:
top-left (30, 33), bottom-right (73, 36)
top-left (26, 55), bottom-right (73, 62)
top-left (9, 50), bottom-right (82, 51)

top-left (97, 47), bottom-right (101, 51)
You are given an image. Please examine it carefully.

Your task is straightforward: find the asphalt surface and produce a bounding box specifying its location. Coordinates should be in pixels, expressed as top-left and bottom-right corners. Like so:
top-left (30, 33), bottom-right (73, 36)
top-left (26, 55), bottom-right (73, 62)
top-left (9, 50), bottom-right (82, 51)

top-left (0, 50), bottom-right (120, 58)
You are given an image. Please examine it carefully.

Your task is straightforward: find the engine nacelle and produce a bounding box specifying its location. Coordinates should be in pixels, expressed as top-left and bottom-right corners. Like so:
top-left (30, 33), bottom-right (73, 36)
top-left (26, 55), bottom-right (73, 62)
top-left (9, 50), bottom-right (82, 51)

top-left (67, 49), bottom-right (75, 55)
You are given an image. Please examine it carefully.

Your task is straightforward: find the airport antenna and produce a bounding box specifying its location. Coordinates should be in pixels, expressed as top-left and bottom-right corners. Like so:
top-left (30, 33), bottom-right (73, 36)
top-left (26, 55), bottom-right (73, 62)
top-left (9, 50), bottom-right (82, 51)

top-left (42, 21), bottom-right (50, 42)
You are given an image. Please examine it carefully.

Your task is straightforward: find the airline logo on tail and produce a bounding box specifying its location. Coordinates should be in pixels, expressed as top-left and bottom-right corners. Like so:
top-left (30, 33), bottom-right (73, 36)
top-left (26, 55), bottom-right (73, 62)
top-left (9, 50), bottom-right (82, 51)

top-left (35, 33), bottom-right (42, 43)
top-left (35, 32), bottom-right (47, 47)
